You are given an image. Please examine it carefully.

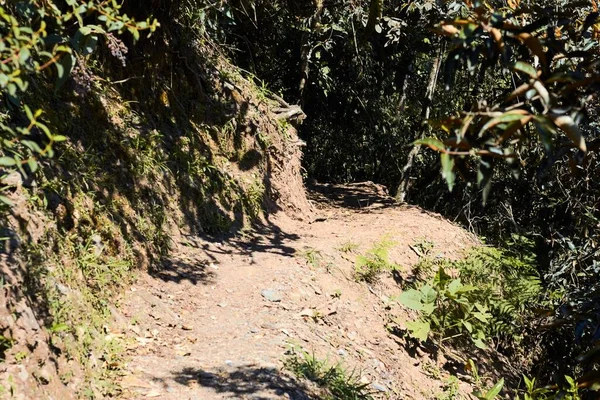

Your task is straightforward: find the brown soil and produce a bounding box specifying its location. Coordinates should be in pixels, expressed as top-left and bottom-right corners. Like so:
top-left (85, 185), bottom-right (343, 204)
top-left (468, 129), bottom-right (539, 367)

top-left (118, 183), bottom-right (478, 399)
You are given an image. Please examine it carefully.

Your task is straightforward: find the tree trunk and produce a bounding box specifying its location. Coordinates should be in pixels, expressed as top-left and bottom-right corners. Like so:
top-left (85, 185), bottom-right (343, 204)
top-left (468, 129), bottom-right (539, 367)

top-left (298, 0), bottom-right (324, 106)
top-left (397, 54), bottom-right (415, 113)
top-left (395, 44), bottom-right (444, 202)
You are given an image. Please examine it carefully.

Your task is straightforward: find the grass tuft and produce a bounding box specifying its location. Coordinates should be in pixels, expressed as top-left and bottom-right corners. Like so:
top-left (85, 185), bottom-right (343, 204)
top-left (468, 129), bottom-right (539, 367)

top-left (337, 241), bottom-right (359, 253)
top-left (300, 247), bottom-right (323, 269)
top-left (354, 237), bottom-right (399, 283)
top-left (285, 347), bottom-right (373, 400)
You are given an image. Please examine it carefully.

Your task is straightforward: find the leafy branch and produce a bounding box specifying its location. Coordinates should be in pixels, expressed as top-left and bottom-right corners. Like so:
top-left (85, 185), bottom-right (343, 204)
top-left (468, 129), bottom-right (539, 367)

top-left (0, 1), bottom-right (159, 206)
top-left (417, 0), bottom-right (600, 202)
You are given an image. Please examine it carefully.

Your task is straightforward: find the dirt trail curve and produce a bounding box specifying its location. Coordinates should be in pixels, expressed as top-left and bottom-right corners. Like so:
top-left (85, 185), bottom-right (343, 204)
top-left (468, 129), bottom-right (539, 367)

top-left (117, 183), bottom-right (477, 399)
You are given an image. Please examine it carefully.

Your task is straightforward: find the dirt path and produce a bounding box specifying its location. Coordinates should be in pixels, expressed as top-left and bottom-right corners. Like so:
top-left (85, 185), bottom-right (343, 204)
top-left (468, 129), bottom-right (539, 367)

top-left (118, 183), bottom-right (476, 399)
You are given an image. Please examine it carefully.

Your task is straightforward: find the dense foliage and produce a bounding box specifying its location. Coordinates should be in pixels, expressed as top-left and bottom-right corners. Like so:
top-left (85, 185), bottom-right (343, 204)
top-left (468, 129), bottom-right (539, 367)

top-left (2, 0), bottom-right (600, 398)
top-left (400, 241), bottom-right (543, 351)
top-left (212, 0), bottom-right (600, 396)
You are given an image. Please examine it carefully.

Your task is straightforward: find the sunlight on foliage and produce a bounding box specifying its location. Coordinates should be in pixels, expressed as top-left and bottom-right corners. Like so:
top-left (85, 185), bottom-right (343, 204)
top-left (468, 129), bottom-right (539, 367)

top-left (0, 2), bottom-right (158, 205)
top-left (285, 347), bottom-right (373, 400)
top-left (355, 237), bottom-right (399, 283)
top-left (399, 239), bottom-right (543, 350)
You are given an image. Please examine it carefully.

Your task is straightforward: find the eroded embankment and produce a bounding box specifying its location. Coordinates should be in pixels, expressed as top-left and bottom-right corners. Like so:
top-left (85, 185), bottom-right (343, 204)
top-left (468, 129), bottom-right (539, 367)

top-left (0, 40), bottom-right (310, 398)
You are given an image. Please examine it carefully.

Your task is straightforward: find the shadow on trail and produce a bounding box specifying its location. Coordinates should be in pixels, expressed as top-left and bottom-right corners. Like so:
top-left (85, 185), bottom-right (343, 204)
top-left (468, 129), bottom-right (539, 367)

top-left (307, 181), bottom-right (398, 210)
top-left (179, 219), bottom-right (301, 264)
top-left (170, 366), bottom-right (317, 400)
top-left (148, 218), bottom-right (300, 285)
top-left (149, 258), bottom-right (216, 285)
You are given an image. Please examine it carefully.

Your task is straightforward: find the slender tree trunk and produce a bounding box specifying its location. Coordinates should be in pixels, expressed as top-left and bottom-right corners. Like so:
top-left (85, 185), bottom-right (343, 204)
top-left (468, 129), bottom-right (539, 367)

top-left (298, 0), bottom-right (324, 106)
top-left (395, 44), bottom-right (444, 202)
top-left (397, 54), bottom-right (415, 113)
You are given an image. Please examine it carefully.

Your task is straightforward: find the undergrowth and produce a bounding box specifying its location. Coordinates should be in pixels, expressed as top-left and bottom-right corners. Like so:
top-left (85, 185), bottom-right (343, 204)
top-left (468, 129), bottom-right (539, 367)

top-left (0, 39), bottom-right (289, 396)
top-left (284, 347), bottom-right (373, 400)
top-left (435, 375), bottom-right (460, 400)
top-left (22, 189), bottom-right (142, 398)
top-left (355, 237), bottom-right (399, 283)
top-left (399, 236), bottom-right (544, 351)
top-left (300, 247), bottom-right (323, 268)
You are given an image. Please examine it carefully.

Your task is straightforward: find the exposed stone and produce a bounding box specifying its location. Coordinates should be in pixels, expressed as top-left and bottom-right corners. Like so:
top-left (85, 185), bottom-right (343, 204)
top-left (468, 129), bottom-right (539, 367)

top-left (261, 289), bottom-right (282, 302)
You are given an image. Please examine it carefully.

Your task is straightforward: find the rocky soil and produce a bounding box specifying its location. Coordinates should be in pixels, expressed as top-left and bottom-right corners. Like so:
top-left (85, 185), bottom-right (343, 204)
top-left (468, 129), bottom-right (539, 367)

top-left (118, 183), bottom-right (477, 399)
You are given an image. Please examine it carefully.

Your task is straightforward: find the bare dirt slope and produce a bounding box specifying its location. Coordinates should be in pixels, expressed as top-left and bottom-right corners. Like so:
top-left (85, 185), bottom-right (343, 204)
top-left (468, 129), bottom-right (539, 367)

top-left (118, 183), bottom-right (477, 399)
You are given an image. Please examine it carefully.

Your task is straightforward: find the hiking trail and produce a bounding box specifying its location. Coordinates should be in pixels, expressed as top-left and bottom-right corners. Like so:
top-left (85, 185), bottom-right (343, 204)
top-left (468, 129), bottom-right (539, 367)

top-left (118, 183), bottom-right (477, 399)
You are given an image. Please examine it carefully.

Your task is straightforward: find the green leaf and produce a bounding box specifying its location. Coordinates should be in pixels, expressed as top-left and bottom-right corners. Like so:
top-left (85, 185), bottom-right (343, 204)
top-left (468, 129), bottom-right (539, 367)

top-left (434, 266), bottom-right (452, 287)
top-left (472, 311), bottom-right (489, 323)
top-left (82, 34), bottom-right (99, 56)
top-left (550, 114), bottom-right (586, 152)
top-left (27, 158), bottom-right (38, 173)
top-left (49, 322), bottom-right (69, 333)
top-left (86, 25), bottom-right (106, 34)
top-left (474, 303), bottom-right (489, 313)
top-left (24, 104), bottom-right (33, 121)
top-left (420, 285), bottom-right (437, 303)
top-left (18, 47), bottom-right (31, 65)
top-left (455, 284), bottom-right (477, 294)
top-left (406, 320), bottom-right (430, 341)
top-left (52, 135), bottom-right (67, 142)
top-left (441, 153), bottom-right (455, 191)
top-left (485, 378), bottom-right (504, 399)
top-left (0, 195), bottom-right (14, 206)
top-left (21, 140), bottom-right (42, 153)
top-left (565, 375), bottom-right (576, 387)
top-left (447, 279), bottom-right (462, 295)
top-left (454, 296), bottom-right (471, 306)
top-left (462, 320), bottom-right (473, 333)
top-left (0, 157), bottom-right (17, 166)
top-left (421, 302), bottom-right (435, 315)
top-left (513, 61), bottom-right (538, 79)
top-left (71, 30), bottom-right (84, 52)
top-left (55, 52), bottom-right (76, 92)
top-left (414, 137), bottom-right (445, 152)
top-left (532, 80), bottom-right (551, 108)
top-left (478, 111), bottom-right (530, 138)
top-left (398, 289), bottom-right (423, 311)
top-left (36, 122), bottom-right (52, 139)
top-left (128, 26), bottom-right (140, 41)
top-left (473, 338), bottom-right (488, 349)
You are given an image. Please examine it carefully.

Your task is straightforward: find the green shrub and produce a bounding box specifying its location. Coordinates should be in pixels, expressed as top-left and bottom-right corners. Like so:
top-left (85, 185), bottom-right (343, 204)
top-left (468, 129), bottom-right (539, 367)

top-left (399, 266), bottom-right (492, 348)
top-left (516, 375), bottom-right (580, 400)
top-left (400, 238), bottom-right (543, 349)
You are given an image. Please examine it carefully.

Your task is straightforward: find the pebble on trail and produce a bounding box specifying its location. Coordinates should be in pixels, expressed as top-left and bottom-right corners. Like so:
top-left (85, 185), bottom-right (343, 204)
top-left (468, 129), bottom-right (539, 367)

top-left (261, 289), bottom-right (283, 302)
